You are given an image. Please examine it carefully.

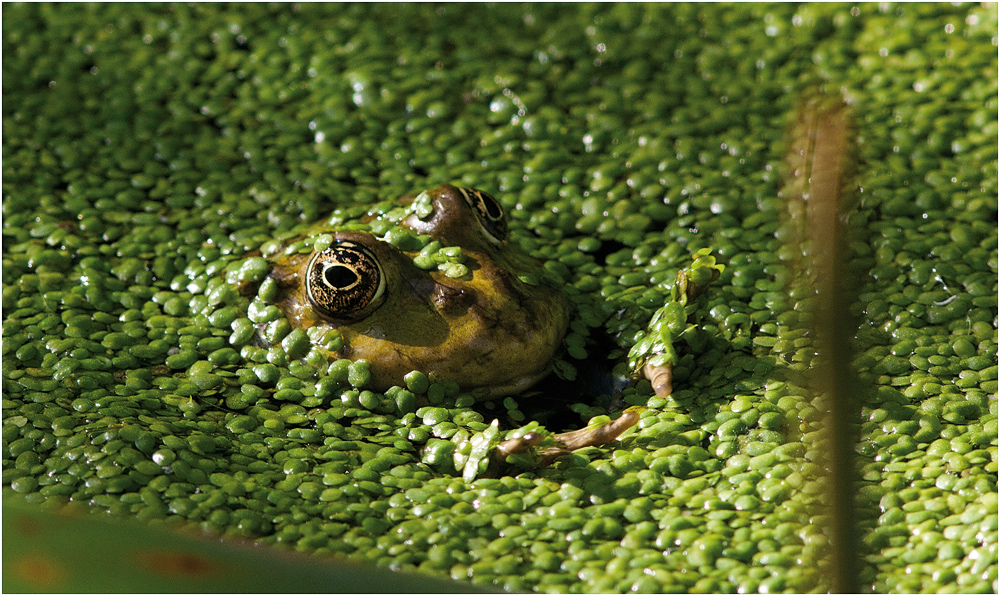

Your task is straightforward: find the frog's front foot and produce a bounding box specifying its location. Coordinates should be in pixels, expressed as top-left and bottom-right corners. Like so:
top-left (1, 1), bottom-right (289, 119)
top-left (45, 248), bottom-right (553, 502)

top-left (496, 408), bottom-right (643, 467)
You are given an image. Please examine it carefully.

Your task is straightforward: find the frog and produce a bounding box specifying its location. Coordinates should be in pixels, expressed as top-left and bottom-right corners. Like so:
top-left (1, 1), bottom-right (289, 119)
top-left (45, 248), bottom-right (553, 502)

top-left (246, 184), bottom-right (571, 401)
top-left (234, 184), bottom-right (723, 471)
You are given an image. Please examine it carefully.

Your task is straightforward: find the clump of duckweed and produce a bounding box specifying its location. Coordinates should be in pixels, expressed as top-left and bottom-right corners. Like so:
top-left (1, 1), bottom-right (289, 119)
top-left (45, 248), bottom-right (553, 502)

top-left (3, 3), bottom-right (996, 593)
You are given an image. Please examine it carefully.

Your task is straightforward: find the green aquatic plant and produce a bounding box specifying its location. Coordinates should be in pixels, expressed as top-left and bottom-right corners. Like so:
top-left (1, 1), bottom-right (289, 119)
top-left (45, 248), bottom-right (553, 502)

top-left (627, 248), bottom-right (726, 399)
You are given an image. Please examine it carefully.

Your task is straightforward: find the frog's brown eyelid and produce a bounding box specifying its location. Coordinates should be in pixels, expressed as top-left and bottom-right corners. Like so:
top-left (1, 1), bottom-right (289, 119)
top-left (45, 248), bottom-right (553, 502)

top-left (457, 187), bottom-right (508, 244)
top-left (305, 241), bottom-right (386, 319)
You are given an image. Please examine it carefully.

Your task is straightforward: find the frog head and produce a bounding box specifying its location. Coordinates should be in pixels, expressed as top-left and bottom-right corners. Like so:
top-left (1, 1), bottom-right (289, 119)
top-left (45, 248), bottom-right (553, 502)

top-left (261, 184), bottom-right (570, 400)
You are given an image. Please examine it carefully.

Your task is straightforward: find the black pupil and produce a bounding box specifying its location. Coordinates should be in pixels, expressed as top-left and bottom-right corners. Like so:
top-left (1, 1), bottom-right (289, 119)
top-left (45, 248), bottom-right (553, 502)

top-left (481, 194), bottom-right (502, 219)
top-left (325, 264), bottom-right (358, 289)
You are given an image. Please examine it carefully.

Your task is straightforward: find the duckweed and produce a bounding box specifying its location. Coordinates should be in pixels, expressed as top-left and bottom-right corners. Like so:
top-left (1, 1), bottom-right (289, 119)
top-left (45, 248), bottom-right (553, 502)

top-left (3, 3), bottom-right (997, 594)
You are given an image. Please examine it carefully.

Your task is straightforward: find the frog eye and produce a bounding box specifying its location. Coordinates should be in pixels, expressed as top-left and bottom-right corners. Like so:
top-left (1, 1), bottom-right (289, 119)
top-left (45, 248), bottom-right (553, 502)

top-left (305, 241), bottom-right (386, 319)
top-left (457, 187), bottom-right (508, 244)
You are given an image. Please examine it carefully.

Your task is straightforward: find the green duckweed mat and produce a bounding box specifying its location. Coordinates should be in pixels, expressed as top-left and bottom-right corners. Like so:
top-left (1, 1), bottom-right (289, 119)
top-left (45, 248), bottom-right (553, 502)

top-left (3, 3), bottom-right (997, 593)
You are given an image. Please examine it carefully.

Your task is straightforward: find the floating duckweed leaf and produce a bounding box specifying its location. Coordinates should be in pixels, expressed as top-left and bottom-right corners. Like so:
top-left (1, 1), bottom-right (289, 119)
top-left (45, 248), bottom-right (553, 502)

top-left (412, 191), bottom-right (435, 219)
top-left (462, 419), bottom-right (501, 482)
top-left (312, 234), bottom-right (334, 252)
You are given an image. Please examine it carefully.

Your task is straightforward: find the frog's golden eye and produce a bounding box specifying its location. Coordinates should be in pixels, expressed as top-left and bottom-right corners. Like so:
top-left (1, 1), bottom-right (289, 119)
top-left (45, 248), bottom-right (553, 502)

top-left (458, 187), bottom-right (507, 244)
top-left (305, 241), bottom-right (386, 319)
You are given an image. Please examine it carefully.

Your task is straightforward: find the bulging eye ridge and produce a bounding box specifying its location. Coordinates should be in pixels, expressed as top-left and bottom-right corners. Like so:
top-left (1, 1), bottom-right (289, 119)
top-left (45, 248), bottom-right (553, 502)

top-left (306, 241), bottom-right (385, 319)
top-left (457, 187), bottom-right (508, 242)
top-left (476, 190), bottom-right (504, 220)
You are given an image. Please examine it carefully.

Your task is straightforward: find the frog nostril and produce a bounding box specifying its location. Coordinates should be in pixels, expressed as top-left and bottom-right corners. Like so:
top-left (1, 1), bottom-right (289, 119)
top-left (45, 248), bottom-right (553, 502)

top-left (434, 284), bottom-right (476, 315)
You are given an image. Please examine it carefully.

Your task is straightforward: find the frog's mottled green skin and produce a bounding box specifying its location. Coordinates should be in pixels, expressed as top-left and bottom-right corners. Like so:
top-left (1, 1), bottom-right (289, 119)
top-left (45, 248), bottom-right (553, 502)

top-left (259, 184), bottom-right (570, 399)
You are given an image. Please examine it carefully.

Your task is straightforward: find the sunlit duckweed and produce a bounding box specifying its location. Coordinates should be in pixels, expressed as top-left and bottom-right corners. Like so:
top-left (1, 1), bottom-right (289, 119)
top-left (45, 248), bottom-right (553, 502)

top-left (3, 3), bottom-right (996, 593)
